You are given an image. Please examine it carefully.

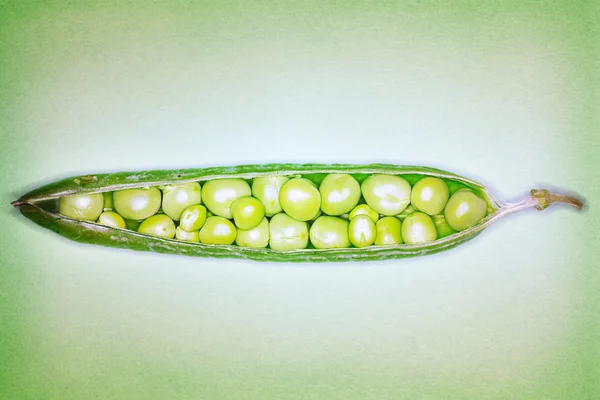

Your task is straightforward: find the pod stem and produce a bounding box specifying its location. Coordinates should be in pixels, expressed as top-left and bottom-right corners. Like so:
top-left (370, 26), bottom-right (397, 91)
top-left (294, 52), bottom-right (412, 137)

top-left (529, 189), bottom-right (584, 211)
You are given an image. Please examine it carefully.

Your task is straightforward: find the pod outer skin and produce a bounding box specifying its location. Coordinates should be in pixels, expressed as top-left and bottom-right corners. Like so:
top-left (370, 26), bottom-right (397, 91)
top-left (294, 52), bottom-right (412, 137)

top-left (13, 163), bottom-right (506, 262)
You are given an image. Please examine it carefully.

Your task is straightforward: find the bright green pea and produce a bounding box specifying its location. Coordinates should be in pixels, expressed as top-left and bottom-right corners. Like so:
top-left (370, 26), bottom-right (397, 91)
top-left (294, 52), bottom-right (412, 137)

top-left (375, 217), bottom-right (403, 245)
top-left (269, 213), bottom-right (309, 251)
top-left (319, 173), bottom-right (361, 216)
top-left (444, 189), bottom-right (487, 231)
top-left (235, 217), bottom-right (269, 248)
top-left (348, 215), bottom-right (376, 248)
top-left (199, 216), bottom-right (237, 245)
top-left (102, 192), bottom-right (114, 211)
top-left (349, 204), bottom-right (379, 223)
top-left (124, 219), bottom-right (142, 231)
top-left (230, 196), bottom-right (265, 230)
top-left (138, 214), bottom-right (176, 239)
top-left (309, 216), bottom-right (350, 249)
top-left (58, 193), bottom-right (104, 221)
top-left (279, 178), bottom-right (321, 221)
top-left (113, 187), bottom-right (162, 220)
top-left (432, 214), bottom-right (457, 238)
top-left (96, 211), bottom-right (126, 229)
top-left (252, 176), bottom-right (289, 217)
top-left (161, 182), bottom-right (201, 221)
top-left (401, 212), bottom-right (437, 244)
top-left (175, 226), bottom-right (200, 242)
top-left (201, 179), bottom-right (251, 219)
top-left (410, 177), bottom-right (450, 216)
top-left (361, 174), bottom-right (411, 216)
top-left (179, 205), bottom-right (207, 232)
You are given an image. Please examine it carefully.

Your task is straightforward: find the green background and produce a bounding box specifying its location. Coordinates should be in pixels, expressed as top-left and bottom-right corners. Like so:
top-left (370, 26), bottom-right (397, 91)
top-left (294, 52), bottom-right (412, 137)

top-left (1, 1), bottom-right (598, 399)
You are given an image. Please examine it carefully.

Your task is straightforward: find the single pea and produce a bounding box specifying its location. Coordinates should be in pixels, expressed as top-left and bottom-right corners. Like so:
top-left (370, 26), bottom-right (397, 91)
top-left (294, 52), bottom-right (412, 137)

top-left (269, 213), bottom-right (309, 251)
top-left (279, 178), bottom-right (321, 221)
top-left (348, 215), bottom-right (376, 248)
top-left (202, 179), bottom-right (251, 219)
top-left (102, 192), bottom-right (114, 211)
top-left (349, 204), bottom-right (379, 223)
top-left (319, 173), bottom-right (361, 216)
top-left (161, 182), bottom-right (201, 221)
top-left (175, 226), bottom-right (200, 242)
top-left (138, 214), bottom-right (176, 239)
top-left (235, 217), bottom-right (269, 248)
top-left (199, 216), bottom-right (237, 245)
top-left (361, 174), bottom-right (411, 216)
top-left (96, 211), bottom-right (126, 229)
top-left (432, 214), bottom-right (457, 239)
top-left (410, 177), bottom-right (450, 216)
top-left (124, 219), bottom-right (142, 231)
top-left (58, 193), bottom-right (104, 221)
top-left (395, 204), bottom-right (416, 222)
top-left (230, 196), bottom-right (265, 230)
top-left (179, 204), bottom-right (207, 232)
top-left (309, 216), bottom-right (350, 249)
top-left (401, 212), bottom-right (437, 244)
top-left (374, 217), bottom-right (403, 245)
top-left (252, 176), bottom-right (289, 217)
top-left (444, 189), bottom-right (487, 231)
top-left (113, 187), bottom-right (161, 220)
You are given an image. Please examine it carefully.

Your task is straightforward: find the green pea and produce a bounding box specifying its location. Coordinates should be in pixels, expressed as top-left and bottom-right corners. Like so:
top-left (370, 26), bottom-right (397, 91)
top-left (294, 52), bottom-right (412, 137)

top-left (395, 204), bottom-right (416, 222)
top-left (251, 176), bottom-right (289, 217)
top-left (96, 211), bottom-right (126, 229)
top-left (199, 216), bottom-right (237, 245)
top-left (410, 177), bottom-right (450, 216)
top-left (58, 193), bottom-right (104, 221)
top-left (444, 189), bottom-right (487, 231)
top-left (201, 179), bottom-right (251, 219)
top-left (349, 204), bottom-right (379, 223)
top-left (124, 219), bottom-right (142, 231)
top-left (319, 173), bottom-right (361, 216)
top-left (401, 212), bottom-right (437, 244)
top-left (361, 174), bottom-right (411, 216)
top-left (374, 217), bottom-right (403, 245)
top-left (230, 196), bottom-right (265, 230)
top-left (161, 182), bottom-right (201, 221)
top-left (179, 205), bottom-right (207, 232)
top-left (235, 217), bottom-right (269, 248)
top-left (102, 192), bottom-right (114, 211)
top-left (138, 214), bottom-right (176, 239)
top-left (279, 178), bottom-right (321, 221)
top-left (348, 215), bottom-right (376, 248)
top-left (432, 214), bottom-right (457, 239)
top-left (269, 213), bottom-right (309, 251)
top-left (113, 187), bottom-right (162, 220)
top-left (309, 216), bottom-right (350, 249)
top-left (175, 226), bottom-right (200, 242)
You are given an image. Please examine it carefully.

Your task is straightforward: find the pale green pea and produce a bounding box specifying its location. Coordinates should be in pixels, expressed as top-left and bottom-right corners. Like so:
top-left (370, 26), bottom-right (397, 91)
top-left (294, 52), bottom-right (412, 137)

top-left (138, 214), bottom-right (176, 239)
top-left (361, 174), bottom-right (411, 215)
top-left (432, 214), bottom-right (457, 238)
top-left (395, 204), bottom-right (416, 222)
top-left (161, 182), bottom-right (202, 221)
top-left (348, 215), bottom-right (376, 248)
top-left (96, 211), bottom-right (126, 229)
top-left (309, 216), bottom-right (350, 249)
top-left (252, 176), bottom-right (289, 217)
top-left (113, 187), bottom-right (162, 220)
top-left (319, 173), bottom-right (361, 216)
top-left (102, 192), bottom-right (114, 211)
top-left (230, 196), bottom-right (265, 230)
top-left (235, 217), bottom-right (269, 248)
top-left (175, 226), bottom-right (200, 242)
top-left (444, 189), bottom-right (487, 231)
top-left (58, 193), bottom-right (104, 222)
top-left (374, 217), bottom-right (403, 245)
top-left (348, 204), bottom-right (379, 223)
top-left (401, 212), bottom-right (437, 244)
top-left (202, 179), bottom-right (251, 219)
top-left (279, 178), bottom-right (321, 221)
top-left (179, 205), bottom-right (207, 232)
top-left (269, 213), bottom-right (309, 251)
top-left (124, 219), bottom-right (142, 231)
top-left (410, 177), bottom-right (450, 215)
top-left (199, 216), bottom-right (237, 245)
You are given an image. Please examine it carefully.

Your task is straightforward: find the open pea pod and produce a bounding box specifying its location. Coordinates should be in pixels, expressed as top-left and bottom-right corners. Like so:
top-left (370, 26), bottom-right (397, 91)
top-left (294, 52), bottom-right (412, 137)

top-left (11, 163), bottom-right (583, 262)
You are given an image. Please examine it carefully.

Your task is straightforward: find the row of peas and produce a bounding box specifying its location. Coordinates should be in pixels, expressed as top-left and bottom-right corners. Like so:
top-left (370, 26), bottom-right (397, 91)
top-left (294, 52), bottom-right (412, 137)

top-left (57, 174), bottom-right (488, 250)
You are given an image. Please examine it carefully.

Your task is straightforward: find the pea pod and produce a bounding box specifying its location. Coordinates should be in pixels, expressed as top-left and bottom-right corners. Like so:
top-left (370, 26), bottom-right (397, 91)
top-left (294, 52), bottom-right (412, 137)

top-left (11, 163), bottom-right (583, 262)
